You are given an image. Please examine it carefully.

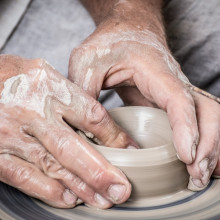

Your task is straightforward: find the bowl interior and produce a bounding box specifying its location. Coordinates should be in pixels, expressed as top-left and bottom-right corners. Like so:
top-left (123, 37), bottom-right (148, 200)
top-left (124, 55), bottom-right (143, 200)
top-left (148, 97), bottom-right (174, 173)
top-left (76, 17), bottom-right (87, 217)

top-left (79, 107), bottom-right (189, 202)
top-left (108, 106), bottom-right (173, 149)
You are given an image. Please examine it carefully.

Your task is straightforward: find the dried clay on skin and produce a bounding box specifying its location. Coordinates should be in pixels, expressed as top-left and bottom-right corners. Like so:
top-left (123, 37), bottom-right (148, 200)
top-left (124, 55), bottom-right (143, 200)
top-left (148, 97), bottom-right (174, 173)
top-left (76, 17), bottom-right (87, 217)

top-left (79, 30), bottom-right (190, 85)
top-left (0, 68), bottom-right (71, 118)
top-left (83, 68), bottom-right (94, 91)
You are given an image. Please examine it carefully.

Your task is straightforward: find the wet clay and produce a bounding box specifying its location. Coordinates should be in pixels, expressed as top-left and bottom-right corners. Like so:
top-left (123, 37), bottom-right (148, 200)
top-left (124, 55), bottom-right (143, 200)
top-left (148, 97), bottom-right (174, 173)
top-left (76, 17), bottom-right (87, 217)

top-left (1, 107), bottom-right (220, 219)
top-left (78, 106), bottom-right (189, 204)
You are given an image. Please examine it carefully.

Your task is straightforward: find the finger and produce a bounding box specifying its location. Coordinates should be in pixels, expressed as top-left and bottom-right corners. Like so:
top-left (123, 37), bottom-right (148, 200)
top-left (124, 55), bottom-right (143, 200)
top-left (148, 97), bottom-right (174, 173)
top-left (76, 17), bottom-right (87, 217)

top-left (134, 66), bottom-right (199, 164)
top-left (0, 154), bottom-right (77, 208)
top-left (14, 138), bottom-right (113, 208)
top-left (101, 57), bottom-right (199, 164)
top-left (45, 59), bottom-right (138, 149)
top-left (116, 87), bottom-right (157, 107)
top-left (68, 47), bottom-right (104, 98)
top-left (187, 93), bottom-right (220, 191)
top-left (65, 97), bottom-right (138, 148)
top-left (28, 120), bottom-right (132, 205)
top-left (213, 156), bottom-right (220, 177)
top-left (69, 43), bottom-right (199, 163)
top-left (51, 80), bottom-right (138, 149)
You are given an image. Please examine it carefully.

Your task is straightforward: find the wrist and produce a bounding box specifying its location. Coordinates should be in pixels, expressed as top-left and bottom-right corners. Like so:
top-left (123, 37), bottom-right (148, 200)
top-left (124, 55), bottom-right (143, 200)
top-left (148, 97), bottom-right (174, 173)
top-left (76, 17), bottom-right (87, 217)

top-left (111, 1), bottom-right (163, 31)
top-left (88, 0), bottom-right (166, 45)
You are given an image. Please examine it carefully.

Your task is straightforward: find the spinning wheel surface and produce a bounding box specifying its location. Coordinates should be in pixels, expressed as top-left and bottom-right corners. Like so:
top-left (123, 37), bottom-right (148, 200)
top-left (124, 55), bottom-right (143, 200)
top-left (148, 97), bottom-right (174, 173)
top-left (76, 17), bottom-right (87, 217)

top-left (0, 107), bottom-right (219, 220)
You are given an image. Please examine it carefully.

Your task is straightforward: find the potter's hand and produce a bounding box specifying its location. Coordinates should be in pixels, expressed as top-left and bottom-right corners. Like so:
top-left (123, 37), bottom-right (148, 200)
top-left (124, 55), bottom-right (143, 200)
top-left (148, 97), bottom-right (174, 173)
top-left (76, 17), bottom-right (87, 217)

top-left (69, 0), bottom-right (220, 190)
top-left (0, 55), bottom-right (135, 209)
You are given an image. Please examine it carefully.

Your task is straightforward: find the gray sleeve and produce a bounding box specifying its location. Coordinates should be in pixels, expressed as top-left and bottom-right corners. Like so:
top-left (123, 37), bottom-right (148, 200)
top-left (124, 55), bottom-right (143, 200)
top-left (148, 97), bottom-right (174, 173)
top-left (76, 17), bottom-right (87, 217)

top-left (0, 0), bottom-right (31, 50)
top-left (164, 0), bottom-right (220, 97)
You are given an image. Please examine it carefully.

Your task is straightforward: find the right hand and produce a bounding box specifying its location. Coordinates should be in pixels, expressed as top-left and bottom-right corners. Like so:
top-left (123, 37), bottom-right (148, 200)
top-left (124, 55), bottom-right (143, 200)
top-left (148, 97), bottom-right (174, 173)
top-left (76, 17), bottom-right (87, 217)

top-left (0, 55), bottom-right (136, 209)
top-left (68, 18), bottom-right (220, 191)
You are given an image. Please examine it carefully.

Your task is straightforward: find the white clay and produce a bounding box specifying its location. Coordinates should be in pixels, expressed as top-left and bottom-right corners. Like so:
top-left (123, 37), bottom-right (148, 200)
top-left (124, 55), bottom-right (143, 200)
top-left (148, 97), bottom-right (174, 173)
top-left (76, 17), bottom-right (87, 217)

top-left (78, 30), bottom-right (190, 84)
top-left (0, 68), bottom-right (71, 118)
top-left (83, 68), bottom-right (93, 91)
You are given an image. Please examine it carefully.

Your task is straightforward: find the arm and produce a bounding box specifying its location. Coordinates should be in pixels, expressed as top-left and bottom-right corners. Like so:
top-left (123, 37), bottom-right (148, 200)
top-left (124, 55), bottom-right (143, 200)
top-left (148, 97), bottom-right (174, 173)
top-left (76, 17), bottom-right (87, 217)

top-left (80, 0), bottom-right (163, 29)
top-left (69, 0), bottom-right (220, 190)
top-left (80, 0), bottom-right (166, 45)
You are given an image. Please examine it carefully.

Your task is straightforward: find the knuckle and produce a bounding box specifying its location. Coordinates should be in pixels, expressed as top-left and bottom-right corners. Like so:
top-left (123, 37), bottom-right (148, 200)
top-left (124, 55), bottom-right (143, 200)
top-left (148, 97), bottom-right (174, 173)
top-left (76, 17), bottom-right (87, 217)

top-left (0, 125), bottom-right (10, 137)
top-left (56, 136), bottom-right (70, 158)
top-left (86, 101), bottom-right (107, 125)
top-left (45, 184), bottom-right (62, 199)
top-left (184, 88), bottom-right (194, 102)
top-left (71, 46), bottom-right (94, 57)
top-left (18, 166), bottom-right (35, 181)
top-left (91, 168), bottom-right (110, 189)
top-left (70, 46), bottom-right (96, 69)
top-left (93, 169), bottom-right (105, 182)
top-left (178, 86), bottom-right (194, 106)
top-left (39, 152), bottom-right (62, 177)
top-left (70, 47), bottom-right (87, 64)
top-left (73, 177), bottom-right (87, 192)
top-left (70, 47), bottom-right (83, 57)
top-left (69, 47), bottom-right (86, 78)
top-left (114, 132), bottom-right (129, 147)
top-left (12, 166), bottom-right (35, 186)
top-left (40, 152), bottom-right (75, 182)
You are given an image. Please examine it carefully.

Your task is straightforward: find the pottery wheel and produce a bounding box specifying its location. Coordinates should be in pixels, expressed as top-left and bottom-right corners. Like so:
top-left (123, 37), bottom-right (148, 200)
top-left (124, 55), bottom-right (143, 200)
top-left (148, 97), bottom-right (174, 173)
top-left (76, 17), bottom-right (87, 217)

top-left (0, 180), bottom-right (220, 220)
top-left (0, 107), bottom-right (220, 219)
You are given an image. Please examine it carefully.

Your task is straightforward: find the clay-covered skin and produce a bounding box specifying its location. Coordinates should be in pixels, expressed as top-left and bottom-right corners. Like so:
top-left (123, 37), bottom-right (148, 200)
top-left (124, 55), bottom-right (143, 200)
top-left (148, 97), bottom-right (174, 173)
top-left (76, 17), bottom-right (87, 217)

top-left (0, 55), bottom-right (138, 209)
top-left (69, 0), bottom-right (220, 191)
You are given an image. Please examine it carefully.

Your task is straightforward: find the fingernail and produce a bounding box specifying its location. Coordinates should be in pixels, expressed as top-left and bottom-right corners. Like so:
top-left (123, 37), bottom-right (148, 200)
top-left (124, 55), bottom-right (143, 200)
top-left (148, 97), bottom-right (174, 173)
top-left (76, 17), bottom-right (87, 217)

top-left (199, 158), bottom-right (209, 172)
top-left (188, 176), bottom-right (208, 191)
top-left (108, 184), bottom-right (126, 203)
top-left (63, 189), bottom-right (77, 206)
top-left (127, 145), bottom-right (137, 149)
top-left (192, 178), bottom-right (204, 187)
top-left (94, 193), bottom-right (110, 207)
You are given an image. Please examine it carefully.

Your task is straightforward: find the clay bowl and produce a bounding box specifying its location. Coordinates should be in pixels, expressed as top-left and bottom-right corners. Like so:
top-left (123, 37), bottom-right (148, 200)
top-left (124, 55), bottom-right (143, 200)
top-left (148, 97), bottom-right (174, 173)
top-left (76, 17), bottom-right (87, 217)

top-left (79, 106), bottom-right (189, 204)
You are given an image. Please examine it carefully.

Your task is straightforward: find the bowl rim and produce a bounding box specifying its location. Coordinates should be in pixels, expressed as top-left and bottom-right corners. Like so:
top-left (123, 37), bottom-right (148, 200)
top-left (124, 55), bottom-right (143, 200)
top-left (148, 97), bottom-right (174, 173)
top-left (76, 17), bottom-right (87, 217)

top-left (78, 106), bottom-right (178, 166)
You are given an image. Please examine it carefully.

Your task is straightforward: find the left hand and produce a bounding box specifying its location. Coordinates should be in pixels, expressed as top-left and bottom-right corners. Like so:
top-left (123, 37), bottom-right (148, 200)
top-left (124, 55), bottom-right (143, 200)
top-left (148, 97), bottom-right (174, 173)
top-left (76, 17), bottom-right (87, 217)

top-left (0, 55), bottom-right (136, 209)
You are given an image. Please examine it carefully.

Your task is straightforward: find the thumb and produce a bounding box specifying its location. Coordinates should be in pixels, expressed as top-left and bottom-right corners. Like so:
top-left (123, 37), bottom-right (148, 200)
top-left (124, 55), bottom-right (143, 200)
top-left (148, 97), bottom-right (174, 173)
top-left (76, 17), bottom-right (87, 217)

top-left (61, 85), bottom-right (139, 149)
top-left (68, 46), bottom-right (110, 99)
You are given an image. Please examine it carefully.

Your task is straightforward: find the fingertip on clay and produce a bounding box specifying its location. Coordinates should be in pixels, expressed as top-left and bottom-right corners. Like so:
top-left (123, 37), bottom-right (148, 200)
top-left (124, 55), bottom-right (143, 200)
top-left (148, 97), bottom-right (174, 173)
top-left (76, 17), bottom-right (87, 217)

top-left (187, 176), bottom-right (209, 192)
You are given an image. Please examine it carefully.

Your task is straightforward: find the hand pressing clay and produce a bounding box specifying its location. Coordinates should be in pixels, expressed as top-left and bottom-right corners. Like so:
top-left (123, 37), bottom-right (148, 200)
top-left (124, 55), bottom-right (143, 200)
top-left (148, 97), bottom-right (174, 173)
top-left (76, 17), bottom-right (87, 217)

top-left (0, 55), bottom-right (138, 209)
top-left (79, 106), bottom-right (189, 203)
top-left (1, 106), bottom-right (217, 219)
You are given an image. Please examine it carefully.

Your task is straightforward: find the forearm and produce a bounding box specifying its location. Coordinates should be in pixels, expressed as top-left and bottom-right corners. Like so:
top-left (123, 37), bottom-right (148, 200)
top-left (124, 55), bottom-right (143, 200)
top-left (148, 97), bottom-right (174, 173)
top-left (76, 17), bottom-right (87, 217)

top-left (80, 0), bottom-right (165, 41)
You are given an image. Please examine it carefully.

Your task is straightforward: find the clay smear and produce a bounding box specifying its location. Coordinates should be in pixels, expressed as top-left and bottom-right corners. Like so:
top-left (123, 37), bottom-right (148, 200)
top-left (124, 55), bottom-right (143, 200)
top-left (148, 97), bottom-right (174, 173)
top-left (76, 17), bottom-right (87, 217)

top-left (80, 30), bottom-right (190, 84)
top-left (0, 68), bottom-right (71, 118)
